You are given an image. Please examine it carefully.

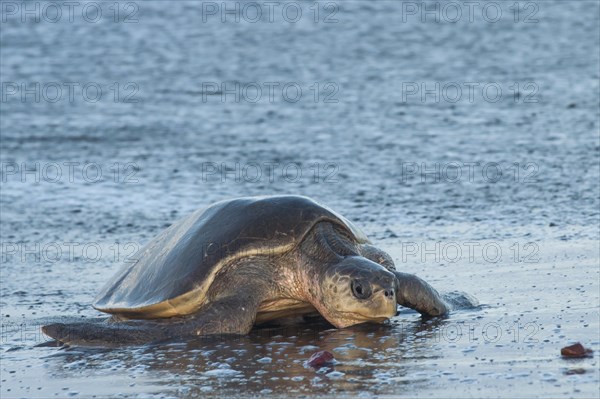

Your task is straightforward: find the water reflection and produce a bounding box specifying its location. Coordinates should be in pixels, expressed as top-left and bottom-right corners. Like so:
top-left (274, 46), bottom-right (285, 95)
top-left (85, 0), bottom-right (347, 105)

top-left (44, 315), bottom-right (449, 396)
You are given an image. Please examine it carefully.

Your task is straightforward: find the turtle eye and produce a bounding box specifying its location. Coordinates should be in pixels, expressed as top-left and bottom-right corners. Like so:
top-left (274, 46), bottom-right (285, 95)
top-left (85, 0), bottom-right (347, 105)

top-left (351, 280), bottom-right (372, 300)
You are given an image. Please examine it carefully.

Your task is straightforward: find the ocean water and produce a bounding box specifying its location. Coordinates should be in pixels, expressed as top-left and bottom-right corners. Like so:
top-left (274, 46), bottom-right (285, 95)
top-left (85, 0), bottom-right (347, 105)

top-left (1, 1), bottom-right (599, 397)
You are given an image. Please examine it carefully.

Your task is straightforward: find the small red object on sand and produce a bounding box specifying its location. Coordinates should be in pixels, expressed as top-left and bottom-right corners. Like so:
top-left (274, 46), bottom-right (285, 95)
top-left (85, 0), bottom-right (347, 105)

top-left (561, 343), bottom-right (593, 358)
top-left (307, 350), bottom-right (335, 368)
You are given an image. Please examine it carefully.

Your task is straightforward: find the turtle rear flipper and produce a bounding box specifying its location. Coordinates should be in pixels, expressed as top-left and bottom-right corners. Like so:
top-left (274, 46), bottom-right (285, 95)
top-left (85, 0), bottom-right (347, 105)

top-left (42, 301), bottom-right (255, 346)
top-left (42, 320), bottom-right (160, 345)
top-left (42, 268), bottom-right (270, 345)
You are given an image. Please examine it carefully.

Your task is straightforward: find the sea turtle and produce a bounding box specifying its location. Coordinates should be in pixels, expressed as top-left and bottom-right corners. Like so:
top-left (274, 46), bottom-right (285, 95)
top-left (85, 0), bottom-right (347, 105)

top-left (43, 195), bottom-right (451, 345)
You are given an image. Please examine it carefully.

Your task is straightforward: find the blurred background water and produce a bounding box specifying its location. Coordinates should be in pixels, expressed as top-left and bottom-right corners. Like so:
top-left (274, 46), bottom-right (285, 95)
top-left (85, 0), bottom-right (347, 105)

top-left (1, 1), bottom-right (599, 398)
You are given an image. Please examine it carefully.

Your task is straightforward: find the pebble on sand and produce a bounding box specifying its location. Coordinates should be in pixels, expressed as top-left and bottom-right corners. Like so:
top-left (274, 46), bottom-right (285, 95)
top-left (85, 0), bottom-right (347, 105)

top-left (560, 343), bottom-right (593, 358)
top-left (306, 351), bottom-right (335, 368)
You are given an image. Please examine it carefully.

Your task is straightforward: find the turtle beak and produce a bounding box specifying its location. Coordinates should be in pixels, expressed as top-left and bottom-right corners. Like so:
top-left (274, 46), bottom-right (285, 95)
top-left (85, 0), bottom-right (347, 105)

top-left (372, 273), bottom-right (397, 313)
top-left (373, 284), bottom-right (397, 318)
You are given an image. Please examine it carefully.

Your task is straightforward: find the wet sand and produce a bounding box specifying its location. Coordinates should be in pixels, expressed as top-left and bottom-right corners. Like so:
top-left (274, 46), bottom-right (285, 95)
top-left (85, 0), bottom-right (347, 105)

top-left (1, 0), bottom-right (599, 398)
top-left (2, 237), bottom-right (598, 398)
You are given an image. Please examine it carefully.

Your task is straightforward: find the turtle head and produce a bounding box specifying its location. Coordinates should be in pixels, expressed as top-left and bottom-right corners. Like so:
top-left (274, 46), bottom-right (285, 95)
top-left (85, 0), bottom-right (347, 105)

top-left (314, 256), bottom-right (397, 328)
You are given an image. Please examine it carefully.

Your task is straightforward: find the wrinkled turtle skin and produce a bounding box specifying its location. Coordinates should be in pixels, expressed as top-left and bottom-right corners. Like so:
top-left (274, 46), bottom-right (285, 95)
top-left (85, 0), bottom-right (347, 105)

top-left (43, 195), bottom-right (458, 345)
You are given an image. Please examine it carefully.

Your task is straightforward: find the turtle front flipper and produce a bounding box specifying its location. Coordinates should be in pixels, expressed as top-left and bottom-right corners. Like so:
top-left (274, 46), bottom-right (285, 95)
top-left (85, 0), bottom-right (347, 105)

top-left (359, 245), bottom-right (456, 317)
top-left (393, 271), bottom-right (449, 317)
top-left (392, 272), bottom-right (480, 316)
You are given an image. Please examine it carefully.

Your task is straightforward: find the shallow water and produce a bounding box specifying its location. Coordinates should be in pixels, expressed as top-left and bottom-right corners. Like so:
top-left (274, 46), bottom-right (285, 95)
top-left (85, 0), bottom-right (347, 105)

top-left (1, 0), bottom-right (599, 398)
